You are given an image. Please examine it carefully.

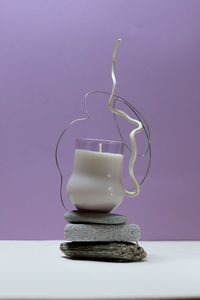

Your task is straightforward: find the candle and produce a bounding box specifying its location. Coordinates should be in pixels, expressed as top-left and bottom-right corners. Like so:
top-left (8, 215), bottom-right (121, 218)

top-left (67, 148), bottom-right (125, 212)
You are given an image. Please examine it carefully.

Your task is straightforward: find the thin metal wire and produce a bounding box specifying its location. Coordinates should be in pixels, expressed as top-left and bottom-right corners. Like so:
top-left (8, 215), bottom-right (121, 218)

top-left (113, 98), bottom-right (151, 157)
top-left (84, 91), bottom-right (151, 156)
top-left (84, 91), bottom-right (151, 186)
top-left (55, 91), bottom-right (151, 210)
top-left (112, 96), bottom-right (151, 186)
top-left (55, 117), bottom-right (88, 210)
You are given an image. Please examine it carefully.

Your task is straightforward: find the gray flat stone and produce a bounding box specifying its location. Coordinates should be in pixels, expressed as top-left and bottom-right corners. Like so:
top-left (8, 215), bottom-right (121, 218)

top-left (60, 242), bottom-right (146, 262)
top-left (64, 224), bottom-right (140, 242)
top-left (64, 210), bottom-right (127, 225)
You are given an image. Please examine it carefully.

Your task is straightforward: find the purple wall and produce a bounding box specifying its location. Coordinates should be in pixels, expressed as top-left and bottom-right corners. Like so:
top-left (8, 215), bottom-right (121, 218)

top-left (0, 0), bottom-right (200, 240)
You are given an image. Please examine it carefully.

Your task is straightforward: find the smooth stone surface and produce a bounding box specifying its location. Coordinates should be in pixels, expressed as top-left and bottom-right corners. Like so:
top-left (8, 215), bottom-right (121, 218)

top-left (64, 210), bottom-right (127, 225)
top-left (64, 224), bottom-right (140, 242)
top-left (60, 242), bottom-right (147, 262)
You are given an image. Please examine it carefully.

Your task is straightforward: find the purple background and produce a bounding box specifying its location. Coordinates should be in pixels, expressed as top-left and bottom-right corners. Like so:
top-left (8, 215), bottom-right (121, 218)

top-left (0, 0), bottom-right (200, 240)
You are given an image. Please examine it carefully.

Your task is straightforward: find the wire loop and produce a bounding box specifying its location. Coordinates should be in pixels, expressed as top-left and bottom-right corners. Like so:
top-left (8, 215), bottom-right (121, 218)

top-left (55, 91), bottom-right (151, 210)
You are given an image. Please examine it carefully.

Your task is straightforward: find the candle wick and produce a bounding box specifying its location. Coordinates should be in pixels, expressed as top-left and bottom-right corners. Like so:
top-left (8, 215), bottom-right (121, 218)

top-left (99, 143), bottom-right (102, 152)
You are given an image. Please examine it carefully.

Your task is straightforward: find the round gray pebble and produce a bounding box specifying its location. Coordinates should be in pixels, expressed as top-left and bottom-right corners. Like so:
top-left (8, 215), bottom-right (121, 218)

top-left (64, 210), bottom-right (127, 225)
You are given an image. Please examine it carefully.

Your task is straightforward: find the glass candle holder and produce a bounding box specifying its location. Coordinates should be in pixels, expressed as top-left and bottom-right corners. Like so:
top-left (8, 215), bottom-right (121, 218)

top-left (66, 138), bottom-right (125, 212)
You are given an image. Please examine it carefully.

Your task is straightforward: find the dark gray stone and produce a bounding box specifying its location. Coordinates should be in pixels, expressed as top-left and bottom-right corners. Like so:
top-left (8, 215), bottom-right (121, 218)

top-left (64, 210), bottom-right (127, 225)
top-left (60, 242), bottom-right (147, 262)
top-left (64, 224), bottom-right (140, 242)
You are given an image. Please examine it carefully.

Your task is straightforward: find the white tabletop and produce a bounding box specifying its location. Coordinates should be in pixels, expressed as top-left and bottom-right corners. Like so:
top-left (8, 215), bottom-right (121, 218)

top-left (0, 241), bottom-right (200, 300)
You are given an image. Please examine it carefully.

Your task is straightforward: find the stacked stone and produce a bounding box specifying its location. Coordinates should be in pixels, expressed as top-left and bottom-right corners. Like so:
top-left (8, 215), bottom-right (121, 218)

top-left (60, 210), bottom-right (146, 262)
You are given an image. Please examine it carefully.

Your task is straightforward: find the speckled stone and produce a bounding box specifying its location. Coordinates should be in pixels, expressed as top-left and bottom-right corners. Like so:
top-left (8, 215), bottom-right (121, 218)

top-left (64, 210), bottom-right (127, 225)
top-left (60, 242), bottom-right (147, 262)
top-left (64, 224), bottom-right (140, 242)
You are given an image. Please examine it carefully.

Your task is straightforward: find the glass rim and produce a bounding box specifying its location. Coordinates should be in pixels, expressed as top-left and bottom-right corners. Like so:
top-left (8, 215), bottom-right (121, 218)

top-left (75, 138), bottom-right (123, 145)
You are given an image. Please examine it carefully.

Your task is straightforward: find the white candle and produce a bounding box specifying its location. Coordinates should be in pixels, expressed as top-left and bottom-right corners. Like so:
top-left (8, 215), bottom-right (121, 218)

top-left (67, 149), bottom-right (125, 212)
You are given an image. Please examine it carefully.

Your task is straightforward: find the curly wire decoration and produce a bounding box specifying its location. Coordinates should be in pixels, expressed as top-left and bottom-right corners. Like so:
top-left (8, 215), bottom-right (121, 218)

top-left (55, 90), bottom-right (151, 210)
top-left (108, 39), bottom-right (143, 197)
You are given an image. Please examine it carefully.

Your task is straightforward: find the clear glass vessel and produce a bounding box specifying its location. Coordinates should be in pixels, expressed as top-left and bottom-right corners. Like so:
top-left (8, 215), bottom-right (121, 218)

top-left (66, 138), bottom-right (125, 212)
